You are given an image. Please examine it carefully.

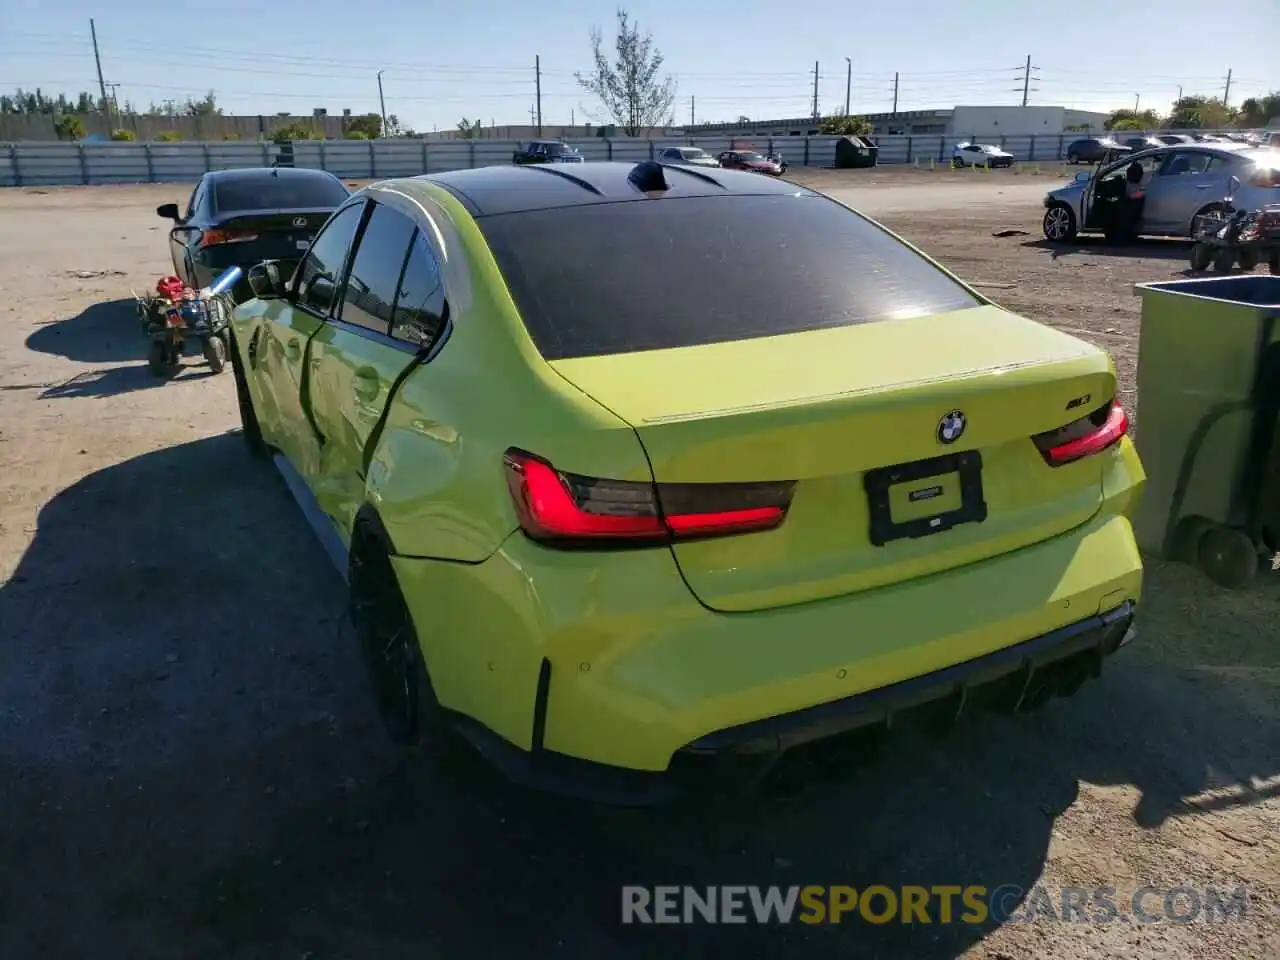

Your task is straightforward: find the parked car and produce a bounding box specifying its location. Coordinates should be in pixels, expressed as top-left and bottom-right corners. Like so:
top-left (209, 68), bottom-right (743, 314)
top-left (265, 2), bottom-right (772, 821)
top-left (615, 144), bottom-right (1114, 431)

top-left (1042, 145), bottom-right (1280, 243)
top-left (1121, 136), bottom-right (1164, 152)
top-left (658, 146), bottom-right (720, 168)
top-left (1065, 137), bottom-right (1130, 164)
top-left (951, 142), bottom-right (1015, 168)
top-left (228, 160), bottom-right (1144, 801)
top-left (512, 141), bottom-right (584, 165)
top-left (156, 167), bottom-right (350, 301)
top-left (716, 150), bottom-right (783, 175)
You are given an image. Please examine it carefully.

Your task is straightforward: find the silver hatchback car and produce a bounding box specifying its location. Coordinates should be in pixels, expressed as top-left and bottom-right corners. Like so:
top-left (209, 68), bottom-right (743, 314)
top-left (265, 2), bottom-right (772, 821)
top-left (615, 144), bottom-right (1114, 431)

top-left (1042, 145), bottom-right (1279, 242)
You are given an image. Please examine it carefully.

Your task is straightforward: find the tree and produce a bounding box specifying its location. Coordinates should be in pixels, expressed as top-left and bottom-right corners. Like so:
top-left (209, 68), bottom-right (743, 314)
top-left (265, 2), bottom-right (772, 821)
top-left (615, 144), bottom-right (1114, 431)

top-left (1237, 92), bottom-right (1280, 128)
top-left (575, 8), bottom-right (677, 137)
top-left (109, 128), bottom-right (136, 141)
top-left (344, 113), bottom-right (382, 139)
top-left (384, 114), bottom-right (404, 137)
top-left (818, 115), bottom-right (872, 136)
top-left (183, 91), bottom-right (221, 117)
top-left (1105, 108), bottom-right (1160, 131)
top-left (272, 121), bottom-right (321, 142)
top-left (456, 117), bottom-right (483, 139)
top-left (1165, 95), bottom-right (1236, 130)
top-left (154, 130), bottom-right (184, 141)
top-left (53, 114), bottom-right (85, 140)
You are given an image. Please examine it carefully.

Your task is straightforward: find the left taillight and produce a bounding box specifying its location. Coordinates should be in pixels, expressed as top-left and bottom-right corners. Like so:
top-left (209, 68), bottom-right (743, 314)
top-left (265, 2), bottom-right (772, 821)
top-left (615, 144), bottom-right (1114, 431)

top-left (198, 228), bottom-right (258, 248)
top-left (502, 449), bottom-right (794, 547)
top-left (1032, 400), bottom-right (1128, 467)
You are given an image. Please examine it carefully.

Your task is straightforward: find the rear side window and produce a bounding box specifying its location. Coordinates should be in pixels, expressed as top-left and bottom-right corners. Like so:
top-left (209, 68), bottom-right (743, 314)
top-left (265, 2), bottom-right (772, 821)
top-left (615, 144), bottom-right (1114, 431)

top-left (479, 193), bottom-right (982, 360)
top-left (340, 202), bottom-right (416, 334)
top-left (392, 231), bottom-right (447, 348)
top-left (213, 173), bottom-right (349, 213)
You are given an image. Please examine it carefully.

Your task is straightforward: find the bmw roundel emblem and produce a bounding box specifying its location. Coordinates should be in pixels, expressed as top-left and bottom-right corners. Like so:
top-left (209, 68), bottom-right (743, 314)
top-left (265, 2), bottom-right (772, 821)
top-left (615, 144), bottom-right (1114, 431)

top-left (937, 410), bottom-right (967, 444)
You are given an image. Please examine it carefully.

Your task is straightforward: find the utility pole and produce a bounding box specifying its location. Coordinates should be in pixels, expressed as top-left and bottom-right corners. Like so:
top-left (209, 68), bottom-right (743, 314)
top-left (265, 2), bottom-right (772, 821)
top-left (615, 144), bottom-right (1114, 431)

top-left (1223, 68), bottom-right (1232, 107)
top-left (376, 70), bottom-right (387, 137)
top-left (1134, 93), bottom-right (1140, 112)
top-left (1177, 85), bottom-right (1183, 103)
top-left (89, 19), bottom-right (108, 108)
top-left (811, 61), bottom-right (820, 120)
top-left (529, 104), bottom-right (536, 125)
top-left (690, 95), bottom-right (695, 126)
top-left (535, 55), bottom-right (543, 135)
top-left (844, 57), bottom-right (852, 116)
top-left (892, 72), bottom-right (899, 117)
top-left (571, 108), bottom-right (575, 127)
top-left (1021, 55), bottom-right (1031, 106)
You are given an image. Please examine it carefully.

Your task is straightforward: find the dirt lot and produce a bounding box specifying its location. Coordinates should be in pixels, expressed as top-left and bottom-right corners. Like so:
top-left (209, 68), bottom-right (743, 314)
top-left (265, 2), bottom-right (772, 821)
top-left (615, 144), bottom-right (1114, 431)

top-left (0, 168), bottom-right (1276, 960)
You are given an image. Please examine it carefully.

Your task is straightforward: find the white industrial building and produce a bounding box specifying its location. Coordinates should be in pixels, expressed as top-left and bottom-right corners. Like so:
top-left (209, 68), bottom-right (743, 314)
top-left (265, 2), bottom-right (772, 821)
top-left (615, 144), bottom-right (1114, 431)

top-left (678, 104), bottom-right (1112, 140)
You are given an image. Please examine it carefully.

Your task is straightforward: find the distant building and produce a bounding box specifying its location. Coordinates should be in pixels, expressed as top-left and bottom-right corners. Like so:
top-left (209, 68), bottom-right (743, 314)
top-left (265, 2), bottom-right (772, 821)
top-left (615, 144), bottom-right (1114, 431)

top-left (675, 105), bottom-right (1111, 140)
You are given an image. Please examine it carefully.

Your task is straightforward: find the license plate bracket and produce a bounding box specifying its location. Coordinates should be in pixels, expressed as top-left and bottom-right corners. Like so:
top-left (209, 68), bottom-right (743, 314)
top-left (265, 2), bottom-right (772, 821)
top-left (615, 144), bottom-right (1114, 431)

top-left (864, 450), bottom-right (987, 547)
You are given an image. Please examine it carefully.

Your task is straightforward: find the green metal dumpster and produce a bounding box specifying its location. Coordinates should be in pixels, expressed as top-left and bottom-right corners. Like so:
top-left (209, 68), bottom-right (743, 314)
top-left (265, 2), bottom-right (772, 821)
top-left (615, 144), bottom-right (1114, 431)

top-left (1132, 274), bottom-right (1280, 587)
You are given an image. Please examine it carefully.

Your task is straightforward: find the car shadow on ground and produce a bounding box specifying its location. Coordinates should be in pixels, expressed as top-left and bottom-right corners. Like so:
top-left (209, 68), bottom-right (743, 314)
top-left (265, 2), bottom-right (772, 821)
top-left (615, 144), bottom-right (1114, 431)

top-left (37, 364), bottom-right (218, 399)
top-left (1022, 237), bottom-right (1192, 262)
top-left (0, 434), bottom-right (1275, 958)
top-left (25, 298), bottom-right (144, 364)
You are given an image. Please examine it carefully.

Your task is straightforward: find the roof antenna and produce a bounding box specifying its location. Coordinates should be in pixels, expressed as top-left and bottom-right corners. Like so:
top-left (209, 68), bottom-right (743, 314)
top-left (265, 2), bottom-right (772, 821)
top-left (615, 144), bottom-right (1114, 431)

top-left (628, 160), bottom-right (669, 192)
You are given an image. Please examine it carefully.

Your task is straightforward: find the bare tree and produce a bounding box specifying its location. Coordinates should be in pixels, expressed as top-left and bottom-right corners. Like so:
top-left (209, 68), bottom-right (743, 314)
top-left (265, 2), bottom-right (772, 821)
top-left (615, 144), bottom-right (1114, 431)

top-left (575, 8), bottom-right (676, 137)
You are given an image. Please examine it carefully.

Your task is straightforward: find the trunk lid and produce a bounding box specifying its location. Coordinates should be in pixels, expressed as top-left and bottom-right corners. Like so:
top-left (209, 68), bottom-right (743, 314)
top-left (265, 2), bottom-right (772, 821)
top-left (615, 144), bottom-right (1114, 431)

top-left (203, 207), bottom-right (336, 262)
top-left (548, 305), bottom-right (1117, 612)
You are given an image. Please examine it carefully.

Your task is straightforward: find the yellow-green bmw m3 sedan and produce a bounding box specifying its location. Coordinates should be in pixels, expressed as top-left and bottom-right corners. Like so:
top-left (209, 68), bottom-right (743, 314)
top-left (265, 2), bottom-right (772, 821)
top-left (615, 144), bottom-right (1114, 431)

top-left (228, 160), bottom-right (1145, 803)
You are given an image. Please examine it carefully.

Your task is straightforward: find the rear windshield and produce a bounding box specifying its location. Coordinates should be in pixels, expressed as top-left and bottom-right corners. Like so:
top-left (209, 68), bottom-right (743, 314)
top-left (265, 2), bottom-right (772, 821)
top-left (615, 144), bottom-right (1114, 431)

top-left (213, 173), bottom-right (349, 213)
top-left (480, 193), bottom-right (983, 360)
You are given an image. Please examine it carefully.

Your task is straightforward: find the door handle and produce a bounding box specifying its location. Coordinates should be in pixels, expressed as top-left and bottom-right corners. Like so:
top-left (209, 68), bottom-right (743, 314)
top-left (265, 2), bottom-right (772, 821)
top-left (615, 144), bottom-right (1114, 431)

top-left (285, 338), bottom-right (301, 360)
top-left (352, 368), bottom-right (380, 403)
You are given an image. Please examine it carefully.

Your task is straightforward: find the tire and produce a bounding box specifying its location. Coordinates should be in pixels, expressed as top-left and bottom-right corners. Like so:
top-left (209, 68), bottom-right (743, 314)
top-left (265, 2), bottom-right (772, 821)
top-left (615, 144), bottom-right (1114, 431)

top-left (951, 157), bottom-right (963, 169)
top-left (1042, 203), bottom-right (1077, 243)
top-left (1238, 250), bottom-right (1258, 272)
top-left (229, 333), bottom-right (268, 459)
top-left (1191, 203), bottom-right (1227, 239)
top-left (1212, 249), bottom-right (1236, 273)
top-left (348, 523), bottom-right (445, 749)
top-left (202, 334), bottom-right (227, 374)
top-left (1189, 243), bottom-right (1213, 272)
top-left (1197, 525), bottom-right (1259, 589)
top-left (1066, 152), bottom-right (1078, 164)
top-left (148, 339), bottom-right (179, 377)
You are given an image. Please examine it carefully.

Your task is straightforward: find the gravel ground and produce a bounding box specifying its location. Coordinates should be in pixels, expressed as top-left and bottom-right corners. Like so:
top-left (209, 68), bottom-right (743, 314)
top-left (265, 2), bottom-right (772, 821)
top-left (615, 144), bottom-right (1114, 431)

top-left (0, 168), bottom-right (1276, 960)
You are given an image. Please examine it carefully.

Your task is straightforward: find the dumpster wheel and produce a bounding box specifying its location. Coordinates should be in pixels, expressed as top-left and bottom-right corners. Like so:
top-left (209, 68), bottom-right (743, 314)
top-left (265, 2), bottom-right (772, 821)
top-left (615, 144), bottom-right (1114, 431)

top-left (1197, 525), bottom-right (1259, 588)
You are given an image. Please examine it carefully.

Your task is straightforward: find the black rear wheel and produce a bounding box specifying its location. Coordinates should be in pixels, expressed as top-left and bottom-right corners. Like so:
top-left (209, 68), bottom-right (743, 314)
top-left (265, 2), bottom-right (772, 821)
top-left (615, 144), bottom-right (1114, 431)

top-left (1198, 525), bottom-right (1259, 589)
top-left (349, 523), bottom-right (445, 749)
top-left (1189, 243), bottom-right (1212, 272)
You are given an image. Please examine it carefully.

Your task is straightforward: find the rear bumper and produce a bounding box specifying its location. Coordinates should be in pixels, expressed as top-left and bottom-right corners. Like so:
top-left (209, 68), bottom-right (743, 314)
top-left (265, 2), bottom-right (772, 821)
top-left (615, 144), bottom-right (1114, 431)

top-left (392, 502), bottom-right (1144, 804)
top-left (450, 601), bottom-right (1136, 805)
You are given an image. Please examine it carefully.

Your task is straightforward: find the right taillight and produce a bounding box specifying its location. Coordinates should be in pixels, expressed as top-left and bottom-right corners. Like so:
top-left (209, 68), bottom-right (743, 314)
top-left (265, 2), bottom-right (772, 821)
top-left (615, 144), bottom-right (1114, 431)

top-left (1032, 400), bottom-right (1128, 467)
top-left (502, 449), bottom-right (794, 547)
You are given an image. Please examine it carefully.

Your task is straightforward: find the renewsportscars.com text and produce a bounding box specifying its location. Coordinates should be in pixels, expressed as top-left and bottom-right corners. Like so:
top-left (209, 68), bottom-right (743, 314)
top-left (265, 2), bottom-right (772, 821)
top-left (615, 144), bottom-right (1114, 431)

top-left (621, 884), bottom-right (1252, 926)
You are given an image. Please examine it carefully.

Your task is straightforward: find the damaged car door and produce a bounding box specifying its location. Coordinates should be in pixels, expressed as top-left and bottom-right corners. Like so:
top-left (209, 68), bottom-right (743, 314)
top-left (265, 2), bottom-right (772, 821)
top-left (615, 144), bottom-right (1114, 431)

top-left (305, 197), bottom-right (445, 543)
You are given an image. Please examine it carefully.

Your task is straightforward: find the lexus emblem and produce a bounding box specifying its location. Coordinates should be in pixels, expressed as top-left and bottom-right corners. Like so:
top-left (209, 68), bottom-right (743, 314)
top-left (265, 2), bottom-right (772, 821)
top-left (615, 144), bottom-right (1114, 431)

top-left (937, 410), bottom-right (967, 445)
top-left (292, 216), bottom-right (307, 227)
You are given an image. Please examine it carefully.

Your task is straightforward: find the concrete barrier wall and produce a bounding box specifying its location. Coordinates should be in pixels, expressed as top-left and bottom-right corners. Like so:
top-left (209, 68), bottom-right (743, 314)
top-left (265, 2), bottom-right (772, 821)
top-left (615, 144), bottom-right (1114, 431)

top-left (0, 132), bottom-right (1245, 187)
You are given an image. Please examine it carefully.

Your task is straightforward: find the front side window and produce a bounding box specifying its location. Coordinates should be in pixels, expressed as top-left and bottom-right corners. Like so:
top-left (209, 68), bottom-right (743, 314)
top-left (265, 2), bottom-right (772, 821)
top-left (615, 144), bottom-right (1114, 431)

top-left (296, 202), bottom-right (364, 314)
top-left (480, 193), bottom-right (983, 360)
top-left (339, 202), bottom-right (416, 335)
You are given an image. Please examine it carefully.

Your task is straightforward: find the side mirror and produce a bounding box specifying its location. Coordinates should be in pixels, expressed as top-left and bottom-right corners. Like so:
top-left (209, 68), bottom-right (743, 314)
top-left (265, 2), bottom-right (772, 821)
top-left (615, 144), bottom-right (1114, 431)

top-left (1074, 171), bottom-right (1091, 183)
top-left (156, 202), bottom-right (180, 221)
top-left (247, 260), bottom-right (289, 300)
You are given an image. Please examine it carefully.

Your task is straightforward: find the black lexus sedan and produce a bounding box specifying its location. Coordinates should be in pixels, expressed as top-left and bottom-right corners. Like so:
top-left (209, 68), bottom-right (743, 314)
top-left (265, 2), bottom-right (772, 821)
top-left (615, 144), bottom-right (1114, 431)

top-left (156, 167), bottom-right (351, 300)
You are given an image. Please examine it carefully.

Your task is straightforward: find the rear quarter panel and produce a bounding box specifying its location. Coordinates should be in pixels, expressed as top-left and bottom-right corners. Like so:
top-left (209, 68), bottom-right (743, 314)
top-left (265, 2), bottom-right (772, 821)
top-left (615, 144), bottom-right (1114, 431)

top-left (361, 183), bottom-right (652, 563)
